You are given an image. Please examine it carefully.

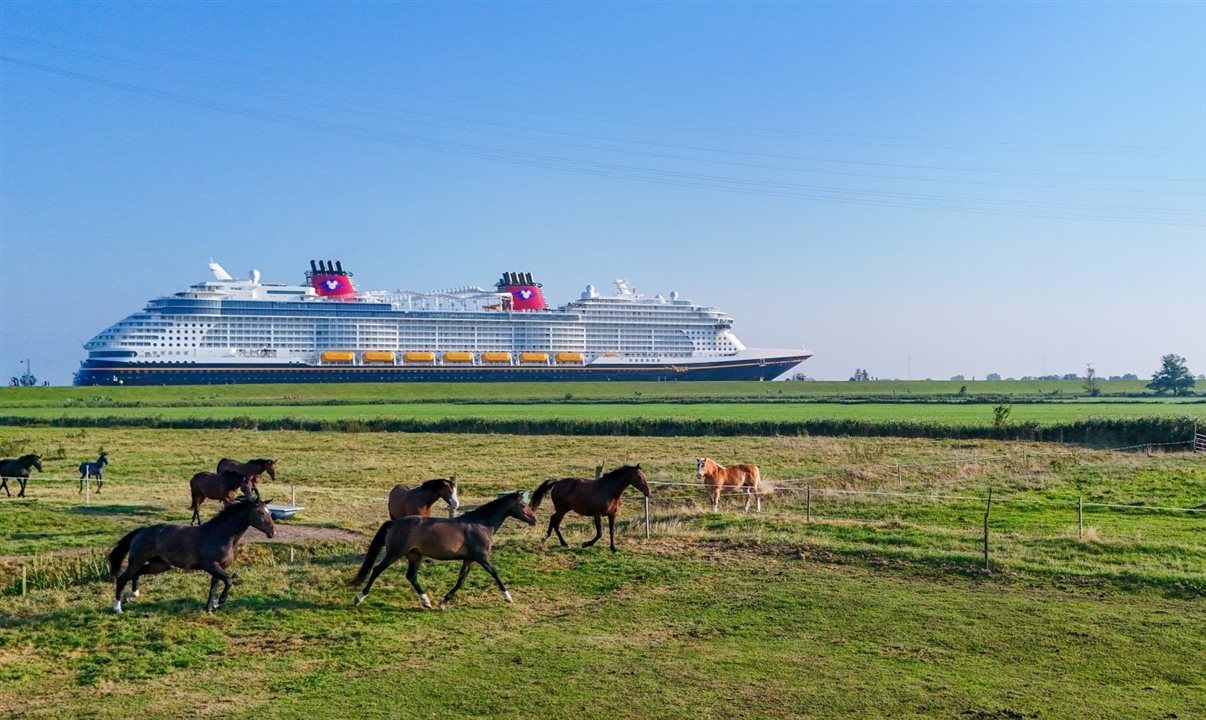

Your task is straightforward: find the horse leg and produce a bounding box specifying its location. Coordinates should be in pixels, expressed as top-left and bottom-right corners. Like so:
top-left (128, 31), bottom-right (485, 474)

top-left (440, 560), bottom-right (474, 609)
top-left (550, 511), bottom-right (569, 548)
top-left (710, 486), bottom-right (720, 512)
top-left (404, 552), bottom-right (432, 609)
top-left (97, 476), bottom-right (103, 494)
top-left (607, 513), bottom-right (618, 553)
top-left (18, 478), bottom-right (26, 498)
top-left (114, 558), bottom-right (146, 613)
top-left (355, 545), bottom-right (405, 605)
top-left (79, 472), bottom-right (85, 494)
top-left (190, 492), bottom-right (203, 525)
top-left (474, 555), bottom-right (512, 603)
top-left (128, 559), bottom-right (168, 600)
top-left (744, 487), bottom-right (752, 513)
top-left (583, 515), bottom-right (603, 548)
top-left (1, 478), bottom-right (8, 497)
top-left (205, 564), bottom-right (232, 612)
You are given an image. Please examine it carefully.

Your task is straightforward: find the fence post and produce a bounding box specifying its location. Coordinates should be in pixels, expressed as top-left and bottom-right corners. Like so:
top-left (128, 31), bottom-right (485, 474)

top-left (896, 463), bottom-right (902, 487)
top-left (806, 484), bottom-right (811, 523)
top-left (644, 495), bottom-right (650, 539)
top-left (594, 465), bottom-right (603, 480)
top-left (1022, 450), bottom-right (1028, 472)
top-left (290, 483), bottom-right (297, 507)
top-left (1078, 496), bottom-right (1084, 540)
top-left (21, 565), bottom-right (27, 596)
top-left (85, 476), bottom-right (90, 505)
top-left (983, 488), bottom-right (992, 572)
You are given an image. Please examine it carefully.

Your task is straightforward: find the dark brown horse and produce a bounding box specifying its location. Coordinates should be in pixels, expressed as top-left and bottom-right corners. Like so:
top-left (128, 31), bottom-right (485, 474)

top-left (351, 491), bottom-right (537, 609)
top-left (387, 478), bottom-right (460, 519)
top-left (189, 471), bottom-right (254, 525)
top-left (110, 496), bottom-right (276, 613)
top-left (529, 464), bottom-right (651, 553)
top-left (216, 458), bottom-right (277, 498)
top-left (0, 454), bottom-right (42, 498)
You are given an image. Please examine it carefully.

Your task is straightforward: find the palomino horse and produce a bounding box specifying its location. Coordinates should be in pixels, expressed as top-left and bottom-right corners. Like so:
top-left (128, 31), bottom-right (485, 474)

top-left (216, 458), bottom-right (277, 498)
top-left (696, 457), bottom-right (763, 512)
top-left (110, 496), bottom-right (276, 613)
top-left (0, 454), bottom-right (42, 498)
top-left (351, 491), bottom-right (537, 609)
top-left (79, 451), bottom-right (109, 494)
top-left (189, 471), bottom-right (254, 525)
top-left (529, 464), bottom-right (651, 552)
top-left (388, 478), bottom-right (460, 519)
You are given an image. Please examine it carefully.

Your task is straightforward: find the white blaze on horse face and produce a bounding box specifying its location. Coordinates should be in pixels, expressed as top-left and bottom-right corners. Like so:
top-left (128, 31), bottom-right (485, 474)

top-left (696, 458), bottom-right (705, 479)
top-left (448, 486), bottom-right (460, 510)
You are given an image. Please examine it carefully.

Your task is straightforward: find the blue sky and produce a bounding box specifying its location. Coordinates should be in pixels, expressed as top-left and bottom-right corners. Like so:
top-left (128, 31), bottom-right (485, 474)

top-left (1, 1), bottom-right (1203, 384)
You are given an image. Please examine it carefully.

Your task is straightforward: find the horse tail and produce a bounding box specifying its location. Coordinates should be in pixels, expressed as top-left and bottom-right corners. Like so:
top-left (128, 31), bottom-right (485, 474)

top-left (350, 520), bottom-right (392, 586)
top-left (529, 478), bottom-right (559, 510)
top-left (109, 529), bottom-right (140, 578)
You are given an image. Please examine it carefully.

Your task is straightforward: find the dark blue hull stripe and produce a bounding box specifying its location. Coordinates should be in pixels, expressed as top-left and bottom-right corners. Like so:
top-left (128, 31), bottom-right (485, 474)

top-left (74, 356), bottom-right (811, 385)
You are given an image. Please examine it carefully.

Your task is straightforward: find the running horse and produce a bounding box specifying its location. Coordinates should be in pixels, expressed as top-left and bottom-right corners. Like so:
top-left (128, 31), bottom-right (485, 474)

top-left (79, 451), bottom-right (110, 494)
top-left (188, 470), bottom-right (255, 525)
top-left (215, 458), bottom-right (277, 499)
top-left (529, 464), bottom-right (651, 552)
top-left (0, 454), bottom-right (42, 498)
top-left (109, 496), bottom-right (276, 613)
top-left (351, 491), bottom-right (537, 609)
top-left (696, 457), bottom-right (764, 512)
top-left (387, 477), bottom-right (460, 519)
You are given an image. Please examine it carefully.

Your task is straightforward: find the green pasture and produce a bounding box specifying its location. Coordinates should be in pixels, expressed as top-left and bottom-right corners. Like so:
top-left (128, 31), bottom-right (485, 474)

top-left (0, 378), bottom-right (1160, 408)
top-left (1, 428), bottom-right (1203, 718)
top-left (2, 399), bottom-right (1203, 426)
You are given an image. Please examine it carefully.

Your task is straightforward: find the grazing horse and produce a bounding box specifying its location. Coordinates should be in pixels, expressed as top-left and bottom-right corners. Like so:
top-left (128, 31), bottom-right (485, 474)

top-left (387, 478), bottom-right (460, 519)
top-left (351, 491), bottom-right (537, 609)
top-left (188, 470), bottom-right (254, 525)
top-left (529, 464), bottom-right (651, 553)
top-left (216, 458), bottom-right (277, 498)
top-left (0, 454), bottom-right (42, 498)
top-left (109, 496), bottom-right (276, 613)
top-left (79, 452), bottom-right (110, 494)
top-left (696, 457), bottom-right (763, 512)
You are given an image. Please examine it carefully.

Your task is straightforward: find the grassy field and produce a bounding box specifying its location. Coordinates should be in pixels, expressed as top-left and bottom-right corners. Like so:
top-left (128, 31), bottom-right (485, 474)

top-left (3, 400), bottom-right (1204, 426)
top-left (0, 379), bottom-right (1164, 408)
top-left (1, 428), bottom-right (1202, 718)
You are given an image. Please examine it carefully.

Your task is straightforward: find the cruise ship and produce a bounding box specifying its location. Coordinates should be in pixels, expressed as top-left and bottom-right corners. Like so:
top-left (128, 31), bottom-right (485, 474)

top-left (75, 261), bottom-right (812, 385)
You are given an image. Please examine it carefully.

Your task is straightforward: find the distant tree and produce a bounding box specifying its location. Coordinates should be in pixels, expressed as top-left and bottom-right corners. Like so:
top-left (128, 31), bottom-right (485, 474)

top-left (958, 385), bottom-right (968, 398)
top-left (1061, 373), bottom-right (1079, 381)
top-left (986, 373), bottom-right (1001, 381)
top-left (992, 404), bottom-right (1012, 428)
top-left (950, 374), bottom-right (966, 381)
top-left (849, 368), bottom-right (870, 382)
top-left (1121, 373), bottom-right (1138, 381)
top-left (1147, 354), bottom-right (1195, 396)
top-left (1083, 364), bottom-right (1101, 397)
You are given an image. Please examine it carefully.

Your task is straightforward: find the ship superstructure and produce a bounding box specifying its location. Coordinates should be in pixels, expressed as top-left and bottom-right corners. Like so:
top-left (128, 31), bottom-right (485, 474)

top-left (76, 261), bottom-right (811, 385)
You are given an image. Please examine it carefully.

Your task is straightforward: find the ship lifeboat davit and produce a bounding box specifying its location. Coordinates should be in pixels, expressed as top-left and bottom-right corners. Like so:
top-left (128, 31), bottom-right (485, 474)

top-left (496, 271), bottom-right (548, 311)
top-left (307, 259), bottom-right (357, 300)
top-left (482, 352), bottom-right (512, 364)
top-left (443, 351), bottom-right (474, 364)
top-left (321, 351), bottom-right (355, 364)
top-left (403, 351), bottom-right (436, 363)
top-left (362, 351), bottom-right (396, 364)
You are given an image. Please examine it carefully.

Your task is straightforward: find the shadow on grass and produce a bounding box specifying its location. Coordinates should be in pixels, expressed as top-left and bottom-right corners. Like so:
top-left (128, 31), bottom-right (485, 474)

top-left (69, 504), bottom-right (167, 518)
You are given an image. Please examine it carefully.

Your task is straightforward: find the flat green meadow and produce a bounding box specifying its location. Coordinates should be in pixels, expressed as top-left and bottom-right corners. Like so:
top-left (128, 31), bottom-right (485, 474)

top-left (1, 424), bottom-right (1203, 719)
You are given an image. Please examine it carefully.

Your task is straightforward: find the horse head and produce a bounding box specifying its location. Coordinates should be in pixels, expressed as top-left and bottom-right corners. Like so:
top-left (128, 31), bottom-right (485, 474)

top-left (98, 451), bottom-right (109, 466)
top-left (248, 498), bottom-right (276, 538)
top-left (629, 464), bottom-right (651, 497)
top-left (27, 454), bottom-right (43, 472)
top-left (261, 459), bottom-right (277, 482)
top-left (507, 491), bottom-right (538, 526)
top-left (442, 478), bottom-right (460, 511)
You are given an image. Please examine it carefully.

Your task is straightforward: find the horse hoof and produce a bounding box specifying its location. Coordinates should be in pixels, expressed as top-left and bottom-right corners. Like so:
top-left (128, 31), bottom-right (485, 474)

top-left (420, 593), bottom-right (432, 609)
top-left (503, 591), bottom-right (513, 604)
top-left (112, 600), bottom-right (123, 614)
top-left (354, 593), bottom-right (366, 606)
top-left (439, 600), bottom-right (449, 610)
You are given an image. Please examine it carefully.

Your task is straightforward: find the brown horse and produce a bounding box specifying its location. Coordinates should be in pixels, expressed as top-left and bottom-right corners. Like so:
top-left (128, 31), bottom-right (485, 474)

top-left (696, 457), bottom-right (763, 512)
top-left (189, 471), bottom-right (254, 525)
top-left (110, 496), bottom-right (276, 613)
top-left (351, 491), bottom-right (537, 609)
top-left (0, 454), bottom-right (41, 498)
top-left (216, 458), bottom-right (277, 498)
top-left (529, 464), bottom-right (650, 552)
top-left (388, 478), bottom-right (460, 519)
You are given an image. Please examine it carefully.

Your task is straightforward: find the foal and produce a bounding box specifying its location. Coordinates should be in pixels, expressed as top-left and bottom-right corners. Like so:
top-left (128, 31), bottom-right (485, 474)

top-left (79, 452), bottom-right (109, 494)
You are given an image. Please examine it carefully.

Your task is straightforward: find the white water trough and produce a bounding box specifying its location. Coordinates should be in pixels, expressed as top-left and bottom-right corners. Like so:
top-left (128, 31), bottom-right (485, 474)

top-left (267, 504), bottom-right (304, 520)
